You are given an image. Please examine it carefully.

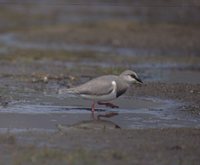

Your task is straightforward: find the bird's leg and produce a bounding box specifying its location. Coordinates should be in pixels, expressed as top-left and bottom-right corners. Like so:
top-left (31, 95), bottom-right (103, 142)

top-left (98, 102), bottom-right (119, 108)
top-left (91, 101), bottom-right (95, 113)
top-left (91, 101), bottom-right (96, 120)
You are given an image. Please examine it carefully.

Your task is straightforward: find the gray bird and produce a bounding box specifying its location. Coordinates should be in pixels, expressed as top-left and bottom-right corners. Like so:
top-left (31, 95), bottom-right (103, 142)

top-left (59, 70), bottom-right (143, 113)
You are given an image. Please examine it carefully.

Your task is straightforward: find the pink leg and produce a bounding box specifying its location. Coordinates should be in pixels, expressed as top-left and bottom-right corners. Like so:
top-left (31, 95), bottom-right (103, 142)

top-left (91, 101), bottom-right (96, 120)
top-left (98, 102), bottom-right (119, 108)
top-left (91, 101), bottom-right (95, 113)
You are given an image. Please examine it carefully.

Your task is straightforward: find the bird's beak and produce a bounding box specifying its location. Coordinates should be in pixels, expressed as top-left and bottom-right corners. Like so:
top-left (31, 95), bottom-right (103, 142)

top-left (135, 77), bottom-right (143, 84)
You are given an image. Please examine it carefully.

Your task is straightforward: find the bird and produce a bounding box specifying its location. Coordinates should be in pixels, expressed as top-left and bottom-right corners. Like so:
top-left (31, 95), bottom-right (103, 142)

top-left (59, 70), bottom-right (143, 113)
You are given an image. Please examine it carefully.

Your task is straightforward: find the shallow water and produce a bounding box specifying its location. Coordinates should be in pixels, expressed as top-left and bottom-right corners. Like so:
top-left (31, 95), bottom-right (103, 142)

top-left (0, 94), bottom-right (200, 132)
top-left (0, 1), bottom-right (200, 134)
top-left (0, 67), bottom-right (199, 132)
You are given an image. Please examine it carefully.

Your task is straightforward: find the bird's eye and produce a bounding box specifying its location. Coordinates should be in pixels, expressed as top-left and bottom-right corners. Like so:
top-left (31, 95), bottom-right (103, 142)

top-left (130, 74), bottom-right (136, 78)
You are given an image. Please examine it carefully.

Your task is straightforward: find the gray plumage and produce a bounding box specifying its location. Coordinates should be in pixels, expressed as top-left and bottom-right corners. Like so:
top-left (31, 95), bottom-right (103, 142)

top-left (68, 75), bottom-right (128, 97)
top-left (59, 70), bottom-right (142, 102)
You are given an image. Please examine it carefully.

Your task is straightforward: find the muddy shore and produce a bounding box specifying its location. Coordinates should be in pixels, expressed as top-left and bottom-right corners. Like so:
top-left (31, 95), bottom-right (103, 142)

top-left (0, 1), bottom-right (200, 164)
top-left (0, 128), bottom-right (200, 165)
top-left (0, 75), bottom-right (200, 165)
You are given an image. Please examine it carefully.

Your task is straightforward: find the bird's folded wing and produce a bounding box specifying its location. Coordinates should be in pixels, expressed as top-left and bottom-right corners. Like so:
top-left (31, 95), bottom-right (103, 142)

top-left (73, 78), bottom-right (114, 96)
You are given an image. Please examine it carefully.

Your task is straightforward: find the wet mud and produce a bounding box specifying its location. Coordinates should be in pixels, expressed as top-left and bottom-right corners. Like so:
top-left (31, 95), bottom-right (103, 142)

top-left (0, 1), bottom-right (200, 164)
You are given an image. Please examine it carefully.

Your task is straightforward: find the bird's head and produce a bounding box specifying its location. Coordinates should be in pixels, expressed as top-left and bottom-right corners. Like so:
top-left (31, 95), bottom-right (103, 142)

top-left (119, 70), bottom-right (143, 85)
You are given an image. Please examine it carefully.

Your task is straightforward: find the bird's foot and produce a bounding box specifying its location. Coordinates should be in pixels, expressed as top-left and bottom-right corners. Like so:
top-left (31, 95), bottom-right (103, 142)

top-left (98, 102), bottom-right (119, 108)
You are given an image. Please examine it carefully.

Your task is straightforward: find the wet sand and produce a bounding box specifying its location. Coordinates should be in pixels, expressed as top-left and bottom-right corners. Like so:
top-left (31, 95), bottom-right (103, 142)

top-left (0, 73), bottom-right (200, 165)
top-left (0, 0), bottom-right (200, 164)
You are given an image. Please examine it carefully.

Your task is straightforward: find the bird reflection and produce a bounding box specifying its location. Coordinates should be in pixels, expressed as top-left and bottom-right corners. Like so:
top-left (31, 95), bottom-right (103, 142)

top-left (92, 111), bottom-right (119, 120)
top-left (57, 112), bottom-right (120, 132)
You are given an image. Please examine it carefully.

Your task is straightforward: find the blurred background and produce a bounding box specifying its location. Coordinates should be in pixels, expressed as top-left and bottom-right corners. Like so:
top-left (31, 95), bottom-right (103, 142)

top-left (0, 2), bottom-right (200, 164)
top-left (0, 0), bottom-right (200, 85)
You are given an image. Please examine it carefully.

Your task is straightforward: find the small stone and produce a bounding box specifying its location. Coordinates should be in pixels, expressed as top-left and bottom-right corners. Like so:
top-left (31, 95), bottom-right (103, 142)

top-left (69, 75), bottom-right (75, 81)
top-left (43, 76), bottom-right (48, 83)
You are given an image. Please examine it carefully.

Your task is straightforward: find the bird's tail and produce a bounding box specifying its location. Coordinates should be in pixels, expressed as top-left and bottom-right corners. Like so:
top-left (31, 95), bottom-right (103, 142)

top-left (58, 87), bottom-right (77, 95)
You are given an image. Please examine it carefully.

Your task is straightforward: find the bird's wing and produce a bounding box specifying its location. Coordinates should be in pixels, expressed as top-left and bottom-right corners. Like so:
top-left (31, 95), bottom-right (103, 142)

top-left (72, 76), bottom-right (117, 96)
